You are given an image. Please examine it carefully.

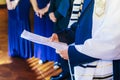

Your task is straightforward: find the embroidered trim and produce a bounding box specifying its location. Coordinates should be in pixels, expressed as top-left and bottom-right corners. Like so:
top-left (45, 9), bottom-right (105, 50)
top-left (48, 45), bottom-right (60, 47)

top-left (95, 0), bottom-right (106, 17)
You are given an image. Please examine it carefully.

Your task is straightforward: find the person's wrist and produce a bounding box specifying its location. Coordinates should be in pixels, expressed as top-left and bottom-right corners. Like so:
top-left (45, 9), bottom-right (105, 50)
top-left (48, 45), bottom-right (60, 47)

top-left (47, 3), bottom-right (50, 8)
top-left (45, 7), bottom-right (48, 13)
top-left (14, 0), bottom-right (19, 4)
top-left (34, 7), bottom-right (39, 13)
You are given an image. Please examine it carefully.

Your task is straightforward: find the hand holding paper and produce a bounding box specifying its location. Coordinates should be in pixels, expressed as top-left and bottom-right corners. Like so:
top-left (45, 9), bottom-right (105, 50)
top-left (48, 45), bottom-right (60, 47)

top-left (21, 30), bottom-right (68, 51)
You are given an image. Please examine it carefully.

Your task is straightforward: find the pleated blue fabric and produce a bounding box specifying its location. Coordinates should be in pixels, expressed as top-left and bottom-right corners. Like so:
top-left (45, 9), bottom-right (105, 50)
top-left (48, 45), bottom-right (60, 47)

top-left (33, 0), bottom-right (58, 62)
top-left (8, 0), bottom-right (33, 59)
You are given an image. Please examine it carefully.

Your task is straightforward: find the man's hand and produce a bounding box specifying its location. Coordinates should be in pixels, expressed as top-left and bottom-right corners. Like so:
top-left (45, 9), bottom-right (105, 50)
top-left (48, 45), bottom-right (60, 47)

top-left (49, 12), bottom-right (57, 22)
top-left (57, 47), bottom-right (69, 60)
top-left (50, 33), bottom-right (59, 42)
top-left (50, 33), bottom-right (69, 60)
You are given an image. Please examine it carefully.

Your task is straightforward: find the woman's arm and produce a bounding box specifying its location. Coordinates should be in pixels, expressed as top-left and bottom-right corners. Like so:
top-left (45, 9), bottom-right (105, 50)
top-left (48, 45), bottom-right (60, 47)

top-left (30, 0), bottom-right (39, 12)
top-left (30, 0), bottom-right (49, 18)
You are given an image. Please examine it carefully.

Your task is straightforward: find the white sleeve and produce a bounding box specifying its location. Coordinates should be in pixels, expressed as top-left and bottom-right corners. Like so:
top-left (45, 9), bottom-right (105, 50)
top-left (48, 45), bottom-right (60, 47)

top-left (75, 0), bottom-right (120, 60)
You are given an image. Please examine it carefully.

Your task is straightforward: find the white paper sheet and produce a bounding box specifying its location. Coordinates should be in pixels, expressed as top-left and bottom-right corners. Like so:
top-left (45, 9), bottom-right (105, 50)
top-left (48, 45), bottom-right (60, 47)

top-left (21, 30), bottom-right (68, 50)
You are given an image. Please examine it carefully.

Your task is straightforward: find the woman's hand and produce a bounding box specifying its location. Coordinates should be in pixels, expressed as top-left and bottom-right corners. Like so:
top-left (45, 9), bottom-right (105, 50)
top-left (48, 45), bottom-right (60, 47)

top-left (35, 9), bottom-right (44, 18)
top-left (6, 1), bottom-right (13, 10)
top-left (6, 0), bottom-right (19, 10)
top-left (35, 3), bottom-right (50, 18)
top-left (49, 12), bottom-right (57, 22)
top-left (12, 0), bottom-right (19, 9)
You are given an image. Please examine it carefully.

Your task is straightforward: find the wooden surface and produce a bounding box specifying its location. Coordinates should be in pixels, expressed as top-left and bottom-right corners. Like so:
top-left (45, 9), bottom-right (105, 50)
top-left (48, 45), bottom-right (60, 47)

top-left (0, 7), bottom-right (62, 80)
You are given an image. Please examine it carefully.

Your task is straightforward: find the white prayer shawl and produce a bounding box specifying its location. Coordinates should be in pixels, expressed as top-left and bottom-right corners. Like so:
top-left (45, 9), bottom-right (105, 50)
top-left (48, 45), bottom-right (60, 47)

top-left (73, 0), bottom-right (120, 80)
top-left (74, 60), bottom-right (113, 80)
top-left (68, 0), bottom-right (83, 28)
top-left (75, 0), bottom-right (120, 60)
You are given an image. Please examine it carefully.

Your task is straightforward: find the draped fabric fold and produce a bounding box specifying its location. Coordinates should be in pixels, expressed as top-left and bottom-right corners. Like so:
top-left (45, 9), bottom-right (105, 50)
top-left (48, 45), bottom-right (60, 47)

top-left (57, 0), bottom-right (70, 17)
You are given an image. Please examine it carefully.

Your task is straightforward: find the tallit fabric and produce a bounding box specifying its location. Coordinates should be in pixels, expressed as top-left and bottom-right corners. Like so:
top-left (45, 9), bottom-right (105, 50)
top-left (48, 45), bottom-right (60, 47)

top-left (74, 60), bottom-right (113, 80)
top-left (68, 0), bottom-right (83, 28)
top-left (73, 0), bottom-right (120, 79)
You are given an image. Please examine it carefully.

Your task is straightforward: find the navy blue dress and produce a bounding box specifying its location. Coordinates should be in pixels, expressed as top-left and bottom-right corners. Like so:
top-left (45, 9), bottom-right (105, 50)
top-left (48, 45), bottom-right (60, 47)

top-left (8, 0), bottom-right (33, 59)
top-left (33, 0), bottom-right (58, 62)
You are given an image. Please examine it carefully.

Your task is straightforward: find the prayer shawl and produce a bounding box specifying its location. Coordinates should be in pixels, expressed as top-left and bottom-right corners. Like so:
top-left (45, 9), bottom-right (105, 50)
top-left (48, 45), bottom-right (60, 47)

top-left (74, 61), bottom-right (113, 80)
top-left (70, 0), bottom-right (120, 80)
top-left (57, 0), bottom-right (120, 79)
top-left (68, 0), bottom-right (83, 28)
top-left (57, 0), bottom-right (120, 80)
